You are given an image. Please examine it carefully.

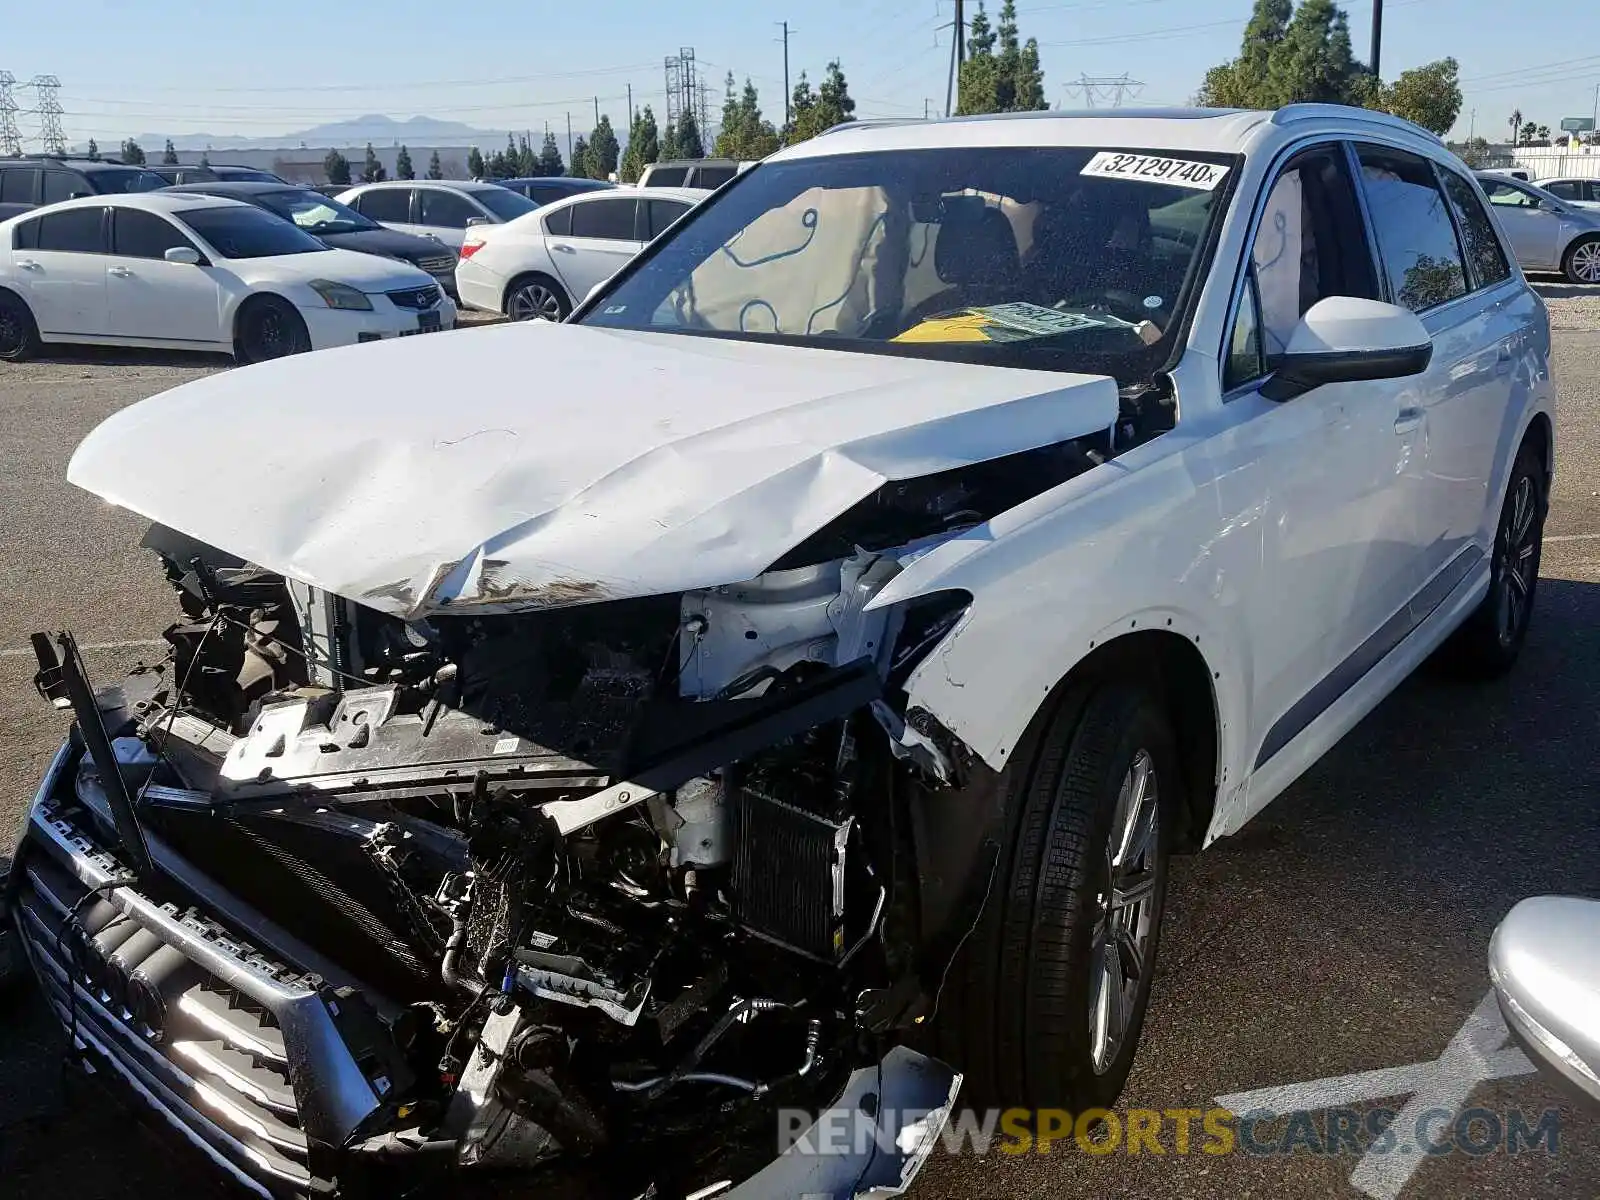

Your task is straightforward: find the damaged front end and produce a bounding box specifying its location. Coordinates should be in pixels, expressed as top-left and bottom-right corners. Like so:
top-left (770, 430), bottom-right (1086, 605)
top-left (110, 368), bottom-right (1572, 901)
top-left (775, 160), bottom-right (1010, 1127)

top-left (4, 467), bottom-right (1110, 1196)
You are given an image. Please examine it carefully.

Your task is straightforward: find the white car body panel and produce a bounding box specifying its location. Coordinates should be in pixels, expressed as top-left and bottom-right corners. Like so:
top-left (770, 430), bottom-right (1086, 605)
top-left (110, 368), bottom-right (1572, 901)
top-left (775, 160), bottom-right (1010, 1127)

top-left (66, 320), bottom-right (1121, 619)
top-left (455, 187), bottom-right (707, 316)
top-left (334, 182), bottom-right (526, 251)
top-left (0, 194), bottom-right (453, 353)
top-left (61, 106), bottom-right (1558, 853)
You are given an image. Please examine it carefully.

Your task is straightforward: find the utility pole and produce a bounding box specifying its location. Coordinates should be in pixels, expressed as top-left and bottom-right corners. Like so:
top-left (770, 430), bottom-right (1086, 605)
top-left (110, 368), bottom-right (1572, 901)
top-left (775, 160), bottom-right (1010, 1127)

top-left (777, 21), bottom-right (794, 129)
top-left (566, 111), bottom-right (573, 162)
top-left (1469, 108), bottom-right (1476, 140)
top-left (594, 95), bottom-right (600, 128)
top-left (955, 0), bottom-right (965, 64)
top-left (627, 83), bottom-right (634, 130)
top-left (946, 1), bottom-right (967, 118)
top-left (1370, 0), bottom-right (1383, 79)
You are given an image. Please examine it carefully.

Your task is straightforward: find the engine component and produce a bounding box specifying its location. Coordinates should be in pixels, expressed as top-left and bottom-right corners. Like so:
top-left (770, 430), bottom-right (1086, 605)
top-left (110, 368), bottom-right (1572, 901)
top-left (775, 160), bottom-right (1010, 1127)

top-left (668, 774), bottom-right (730, 869)
top-left (731, 777), bottom-right (853, 960)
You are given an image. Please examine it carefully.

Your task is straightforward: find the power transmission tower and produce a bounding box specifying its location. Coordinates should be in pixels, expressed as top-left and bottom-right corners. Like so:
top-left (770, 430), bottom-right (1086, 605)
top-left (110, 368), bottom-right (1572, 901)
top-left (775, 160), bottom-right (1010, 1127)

top-left (31, 74), bottom-right (66, 154)
top-left (663, 47), bottom-right (702, 138)
top-left (0, 72), bottom-right (22, 156)
top-left (1065, 73), bottom-right (1144, 108)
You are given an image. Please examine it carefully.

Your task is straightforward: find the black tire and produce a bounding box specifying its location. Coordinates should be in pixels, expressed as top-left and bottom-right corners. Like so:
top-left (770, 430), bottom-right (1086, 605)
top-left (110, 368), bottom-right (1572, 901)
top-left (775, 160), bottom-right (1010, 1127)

top-left (934, 680), bottom-right (1178, 1111)
top-left (1561, 234), bottom-right (1600, 285)
top-left (0, 290), bottom-right (41, 362)
top-left (234, 296), bottom-right (312, 364)
top-left (504, 274), bottom-right (570, 322)
top-left (1443, 439), bottom-right (1547, 677)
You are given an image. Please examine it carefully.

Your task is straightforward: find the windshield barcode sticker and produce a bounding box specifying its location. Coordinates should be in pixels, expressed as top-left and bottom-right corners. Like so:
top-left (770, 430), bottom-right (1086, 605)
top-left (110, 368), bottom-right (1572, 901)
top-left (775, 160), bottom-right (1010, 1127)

top-left (1081, 152), bottom-right (1228, 190)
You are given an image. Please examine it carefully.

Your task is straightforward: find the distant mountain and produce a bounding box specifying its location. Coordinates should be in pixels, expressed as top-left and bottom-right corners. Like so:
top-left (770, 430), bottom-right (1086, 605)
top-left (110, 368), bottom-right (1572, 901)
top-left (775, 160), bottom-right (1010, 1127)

top-left (81, 114), bottom-right (512, 153)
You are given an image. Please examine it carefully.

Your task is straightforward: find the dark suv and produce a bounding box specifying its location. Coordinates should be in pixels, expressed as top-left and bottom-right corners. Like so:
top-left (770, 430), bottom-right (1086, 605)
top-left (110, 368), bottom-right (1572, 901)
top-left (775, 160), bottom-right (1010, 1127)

top-left (148, 163), bottom-right (289, 186)
top-left (0, 157), bottom-right (168, 220)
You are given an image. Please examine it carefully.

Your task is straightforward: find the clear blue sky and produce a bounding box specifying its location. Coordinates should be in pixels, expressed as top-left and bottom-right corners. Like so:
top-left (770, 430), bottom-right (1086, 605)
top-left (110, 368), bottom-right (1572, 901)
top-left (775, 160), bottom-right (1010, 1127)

top-left (3, 0), bottom-right (1593, 146)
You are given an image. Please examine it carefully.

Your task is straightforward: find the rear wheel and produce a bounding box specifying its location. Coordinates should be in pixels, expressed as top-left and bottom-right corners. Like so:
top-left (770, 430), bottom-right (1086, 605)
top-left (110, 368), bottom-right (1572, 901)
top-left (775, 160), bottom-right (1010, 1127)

top-left (0, 291), bottom-right (41, 362)
top-left (1561, 235), bottom-right (1600, 285)
top-left (934, 680), bottom-right (1177, 1110)
top-left (505, 275), bottom-right (570, 322)
top-left (234, 296), bottom-right (311, 364)
top-left (1443, 439), bottom-right (1547, 676)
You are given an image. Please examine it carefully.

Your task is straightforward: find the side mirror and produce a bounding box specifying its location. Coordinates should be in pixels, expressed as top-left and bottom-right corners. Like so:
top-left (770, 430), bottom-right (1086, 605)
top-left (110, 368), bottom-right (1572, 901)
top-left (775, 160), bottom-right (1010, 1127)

top-left (466, 216), bottom-right (492, 228)
top-left (164, 246), bottom-right (202, 265)
top-left (1489, 897), bottom-right (1600, 1109)
top-left (586, 283), bottom-right (604, 304)
top-left (1260, 296), bottom-right (1432, 402)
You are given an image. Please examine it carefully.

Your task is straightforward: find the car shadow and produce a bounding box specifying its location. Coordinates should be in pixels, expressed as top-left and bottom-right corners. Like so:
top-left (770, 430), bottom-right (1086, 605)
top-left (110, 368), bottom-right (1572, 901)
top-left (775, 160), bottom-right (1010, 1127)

top-left (1529, 274), bottom-right (1600, 299)
top-left (30, 344), bottom-right (232, 369)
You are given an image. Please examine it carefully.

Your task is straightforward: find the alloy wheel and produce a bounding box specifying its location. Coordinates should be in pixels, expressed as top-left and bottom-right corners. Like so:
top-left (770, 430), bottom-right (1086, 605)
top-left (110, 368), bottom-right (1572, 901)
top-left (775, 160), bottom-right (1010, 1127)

top-left (510, 282), bottom-right (564, 322)
top-left (0, 310), bottom-right (22, 357)
top-left (1496, 474), bottom-right (1539, 647)
top-left (1089, 748), bottom-right (1161, 1074)
top-left (1570, 240), bottom-right (1600, 284)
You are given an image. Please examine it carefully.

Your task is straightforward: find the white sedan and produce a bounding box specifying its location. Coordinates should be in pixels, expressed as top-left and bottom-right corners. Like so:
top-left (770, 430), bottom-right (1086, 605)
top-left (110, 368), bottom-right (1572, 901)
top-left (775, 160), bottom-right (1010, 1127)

top-left (454, 186), bottom-right (708, 321)
top-left (0, 192), bottom-right (456, 364)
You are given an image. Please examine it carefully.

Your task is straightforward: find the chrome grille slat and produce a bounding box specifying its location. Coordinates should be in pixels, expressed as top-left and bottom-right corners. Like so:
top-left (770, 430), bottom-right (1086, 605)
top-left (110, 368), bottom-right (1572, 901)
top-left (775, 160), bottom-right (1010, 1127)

top-left (15, 870), bottom-right (311, 1172)
top-left (386, 283), bottom-right (442, 310)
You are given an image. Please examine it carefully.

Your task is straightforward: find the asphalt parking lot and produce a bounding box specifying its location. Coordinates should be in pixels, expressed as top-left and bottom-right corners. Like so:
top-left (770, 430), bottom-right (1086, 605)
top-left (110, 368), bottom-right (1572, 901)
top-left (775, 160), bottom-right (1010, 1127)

top-left (0, 297), bottom-right (1596, 1200)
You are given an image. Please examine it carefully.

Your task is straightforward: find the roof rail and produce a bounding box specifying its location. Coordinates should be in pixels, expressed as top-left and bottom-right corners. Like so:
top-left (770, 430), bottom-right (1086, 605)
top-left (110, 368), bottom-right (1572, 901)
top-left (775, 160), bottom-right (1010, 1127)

top-left (818, 116), bottom-right (923, 137)
top-left (1270, 102), bottom-right (1444, 144)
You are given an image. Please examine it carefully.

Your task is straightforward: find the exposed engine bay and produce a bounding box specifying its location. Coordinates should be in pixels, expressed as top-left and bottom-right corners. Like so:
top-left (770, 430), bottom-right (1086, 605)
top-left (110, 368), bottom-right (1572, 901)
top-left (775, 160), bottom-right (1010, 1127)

top-left (20, 429), bottom-right (1130, 1197)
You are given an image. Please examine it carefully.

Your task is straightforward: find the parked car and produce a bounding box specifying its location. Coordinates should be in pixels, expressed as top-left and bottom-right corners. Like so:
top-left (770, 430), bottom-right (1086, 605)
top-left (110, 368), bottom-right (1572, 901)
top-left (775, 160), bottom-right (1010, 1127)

top-left (1532, 176), bottom-right (1600, 208)
top-left (455, 185), bottom-right (707, 320)
top-left (0, 155), bottom-right (167, 220)
top-left (336, 180), bottom-right (538, 249)
top-left (1475, 172), bottom-right (1600, 282)
top-left (4, 104), bottom-right (1553, 1200)
top-left (637, 157), bottom-right (752, 189)
top-left (1490, 896), bottom-right (1600, 1109)
top-left (163, 181), bottom-right (460, 297)
top-left (1480, 166), bottom-right (1532, 181)
top-left (493, 175), bottom-right (615, 206)
top-left (148, 163), bottom-right (290, 186)
top-left (0, 192), bottom-right (455, 363)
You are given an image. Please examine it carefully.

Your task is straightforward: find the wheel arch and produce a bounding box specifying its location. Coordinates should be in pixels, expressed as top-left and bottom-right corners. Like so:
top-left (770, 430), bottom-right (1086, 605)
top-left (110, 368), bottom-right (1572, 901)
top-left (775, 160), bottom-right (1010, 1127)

top-left (1523, 409), bottom-right (1554, 485)
top-left (1031, 629), bottom-right (1223, 852)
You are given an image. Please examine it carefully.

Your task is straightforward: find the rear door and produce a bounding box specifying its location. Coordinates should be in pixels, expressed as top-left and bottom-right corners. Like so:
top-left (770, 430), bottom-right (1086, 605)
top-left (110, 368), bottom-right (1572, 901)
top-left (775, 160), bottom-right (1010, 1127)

top-left (413, 188), bottom-right (483, 250)
top-left (1479, 177), bottom-right (1562, 268)
top-left (350, 187), bottom-right (417, 237)
top-left (10, 205), bottom-right (110, 336)
top-left (1353, 144), bottom-right (1509, 589)
top-left (105, 206), bottom-right (225, 344)
top-left (545, 195), bottom-right (642, 299)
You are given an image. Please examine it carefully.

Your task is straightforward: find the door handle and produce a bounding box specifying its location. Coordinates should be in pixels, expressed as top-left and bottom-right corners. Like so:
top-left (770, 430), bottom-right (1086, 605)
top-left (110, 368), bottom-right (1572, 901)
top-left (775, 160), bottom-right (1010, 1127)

top-left (553, 243), bottom-right (576, 253)
top-left (15, 258), bottom-right (41, 271)
top-left (1394, 406), bottom-right (1424, 434)
top-left (107, 266), bottom-right (134, 278)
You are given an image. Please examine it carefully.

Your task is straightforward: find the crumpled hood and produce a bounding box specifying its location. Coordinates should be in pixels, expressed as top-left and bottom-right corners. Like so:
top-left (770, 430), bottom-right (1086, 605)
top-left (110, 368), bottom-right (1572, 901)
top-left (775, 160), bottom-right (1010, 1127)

top-left (68, 322), bottom-right (1120, 617)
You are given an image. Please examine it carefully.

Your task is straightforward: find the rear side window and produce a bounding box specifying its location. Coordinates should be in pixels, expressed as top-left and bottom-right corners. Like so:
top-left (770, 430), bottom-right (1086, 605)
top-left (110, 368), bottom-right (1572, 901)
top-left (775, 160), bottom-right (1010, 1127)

top-left (0, 168), bottom-right (37, 205)
top-left (693, 165), bottom-right (737, 188)
top-left (1355, 145), bottom-right (1467, 313)
top-left (543, 206), bottom-right (572, 236)
top-left (569, 197), bottom-right (638, 240)
top-left (1543, 180), bottom-right (1579, 200)
top-left (114, 208), bottom-right (197, 259)
top-left (42, 171), bottom-right (85, 204)
top-left (354, 188), bottom-right (412, 223)
top-left (36, 206), bottom-right (106, 253)
top-left (13, 216), bottom-right (40, 249)
top-left (1436, 169), bottom-right (1512, 290)
top-left (646, 199), bottom-right (691, 238)
top-left (644, 166), bottom-right (688, 187)
top-left (419, 189), bottom-right (479, 229)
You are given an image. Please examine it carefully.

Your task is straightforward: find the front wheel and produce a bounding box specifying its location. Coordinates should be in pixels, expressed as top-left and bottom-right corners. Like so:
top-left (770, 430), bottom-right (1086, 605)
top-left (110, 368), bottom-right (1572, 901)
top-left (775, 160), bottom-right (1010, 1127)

top-left (1562, 235), bottom-right (1600, 285)
top-left (234, 297), bottom-right (312, 364)
top-left (934, 680), bottom-right (1177, 1111)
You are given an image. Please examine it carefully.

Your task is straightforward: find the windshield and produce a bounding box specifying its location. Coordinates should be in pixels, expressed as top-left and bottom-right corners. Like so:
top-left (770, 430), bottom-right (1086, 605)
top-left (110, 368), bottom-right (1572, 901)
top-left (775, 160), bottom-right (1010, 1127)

top-left (177, 205), bottom-right (332, 259)
top-left (474, 187), bottom-right (539, 221)
top-left (580, 146), bottom-right (1236, 379)
top-left (258, 188), bottom-right (378, 235)
top-left (88, 167), bottom-right (168, 194)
